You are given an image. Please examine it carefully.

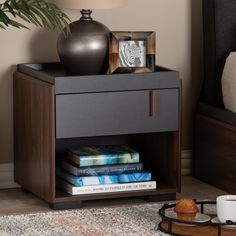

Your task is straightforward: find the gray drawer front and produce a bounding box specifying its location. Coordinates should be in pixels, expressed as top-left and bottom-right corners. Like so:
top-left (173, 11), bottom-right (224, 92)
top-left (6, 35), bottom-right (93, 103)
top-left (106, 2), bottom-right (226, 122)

top-left (56, 89), bottom-right (179, 139)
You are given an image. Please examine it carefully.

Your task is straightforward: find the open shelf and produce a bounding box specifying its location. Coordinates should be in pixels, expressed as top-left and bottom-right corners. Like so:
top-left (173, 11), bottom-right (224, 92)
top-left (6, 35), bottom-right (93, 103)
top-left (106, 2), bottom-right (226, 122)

top-left (55, 132), bottom-right (180, 203)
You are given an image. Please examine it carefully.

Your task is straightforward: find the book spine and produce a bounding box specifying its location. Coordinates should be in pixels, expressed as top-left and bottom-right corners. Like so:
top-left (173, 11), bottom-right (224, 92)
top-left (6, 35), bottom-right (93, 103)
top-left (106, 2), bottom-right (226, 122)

top-left (57, 169), bottom-right (152, 186)
top-left (62, 161), bottom-right (79, 176)
top-left (62, 162), bottom-right (144, 176)
top-left (69, 152), bottom-right (140, 167)
top-left (57, 179), bottom-right (157, 195)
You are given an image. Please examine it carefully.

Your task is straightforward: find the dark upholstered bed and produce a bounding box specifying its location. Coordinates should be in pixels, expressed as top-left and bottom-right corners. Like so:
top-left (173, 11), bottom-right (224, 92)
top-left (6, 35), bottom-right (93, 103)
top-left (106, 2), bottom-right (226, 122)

top-left (194, 0), bottom-right (236, 193)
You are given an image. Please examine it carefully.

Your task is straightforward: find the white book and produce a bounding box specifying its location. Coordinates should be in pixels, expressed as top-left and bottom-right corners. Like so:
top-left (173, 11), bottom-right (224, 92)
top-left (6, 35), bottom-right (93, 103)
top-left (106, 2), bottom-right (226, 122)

top-left (57, 178), bottom-right (156, 195)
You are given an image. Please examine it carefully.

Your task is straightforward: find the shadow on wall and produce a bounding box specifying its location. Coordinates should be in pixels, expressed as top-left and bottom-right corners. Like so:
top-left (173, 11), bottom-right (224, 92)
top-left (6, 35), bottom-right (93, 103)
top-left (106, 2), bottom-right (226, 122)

top-left (0, 64), bottom-right (17, 107)
top-left (0, 65), bottom-right (17, 164)
top-left (191, 0), bottom-right (203, 108)
top-left (0, 28), bottom-right (59, 164)
top-left (190, 0), bottom-right (204, 98)
top-left (28, 29), bottom-right (59, 62)
top-left (184, 0), bottom-right (203, 149)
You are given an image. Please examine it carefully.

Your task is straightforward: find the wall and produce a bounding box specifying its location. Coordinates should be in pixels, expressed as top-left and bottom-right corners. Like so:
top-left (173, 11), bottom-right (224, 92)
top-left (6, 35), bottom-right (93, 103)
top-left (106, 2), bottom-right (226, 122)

top-left (0, 0), bottom-right (203, 164)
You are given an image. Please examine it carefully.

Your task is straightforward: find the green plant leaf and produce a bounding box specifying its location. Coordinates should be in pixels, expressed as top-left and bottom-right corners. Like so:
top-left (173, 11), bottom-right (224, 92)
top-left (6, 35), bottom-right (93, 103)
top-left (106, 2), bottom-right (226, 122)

top-left (10, 19), bottom-right (28, 28)
top-left (0, 0), bottom-right (71, 35)
top-left (0, 22), bottom-right (6, 29)
top-left (0, 8), bottom-right (11, 25)
top-left (4, 3), bottom-right (16, 17)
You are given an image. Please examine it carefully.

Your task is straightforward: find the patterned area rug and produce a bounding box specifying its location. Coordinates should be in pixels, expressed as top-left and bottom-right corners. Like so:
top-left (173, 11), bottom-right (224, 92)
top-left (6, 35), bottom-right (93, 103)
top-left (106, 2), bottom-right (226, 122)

top-left (0, 203), bottom-right (168, 236)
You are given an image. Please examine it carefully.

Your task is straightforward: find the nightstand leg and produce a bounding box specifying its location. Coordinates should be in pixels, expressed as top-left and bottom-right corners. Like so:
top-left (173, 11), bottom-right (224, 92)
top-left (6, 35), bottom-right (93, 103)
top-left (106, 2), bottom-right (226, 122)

top-left (143, 194), bottom-right (176, 202)
top-left (50, 201), bottom-right (82, 210)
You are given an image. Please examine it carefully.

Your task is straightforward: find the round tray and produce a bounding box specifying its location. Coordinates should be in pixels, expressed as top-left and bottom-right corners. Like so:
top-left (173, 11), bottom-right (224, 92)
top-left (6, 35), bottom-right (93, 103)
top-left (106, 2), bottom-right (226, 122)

top-left (158, 201), bottom-right (236, 236)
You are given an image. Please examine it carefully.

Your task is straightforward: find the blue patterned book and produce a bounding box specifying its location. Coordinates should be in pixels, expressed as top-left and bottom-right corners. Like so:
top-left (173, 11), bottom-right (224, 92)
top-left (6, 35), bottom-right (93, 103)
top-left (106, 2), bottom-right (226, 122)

top-left (67, 146), bottom-right (140, 167)
top-left (57, 169), bottom-right (152, 187)
top-left (62, 160), bottom-right (144, 176)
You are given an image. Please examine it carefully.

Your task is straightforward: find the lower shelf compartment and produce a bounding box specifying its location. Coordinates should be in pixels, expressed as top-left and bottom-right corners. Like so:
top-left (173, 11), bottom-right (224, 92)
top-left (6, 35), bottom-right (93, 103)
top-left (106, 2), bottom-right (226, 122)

top-left (50, 184), bottom-right (178, 209)
top-left (55, 132), bottom-right (180, 201)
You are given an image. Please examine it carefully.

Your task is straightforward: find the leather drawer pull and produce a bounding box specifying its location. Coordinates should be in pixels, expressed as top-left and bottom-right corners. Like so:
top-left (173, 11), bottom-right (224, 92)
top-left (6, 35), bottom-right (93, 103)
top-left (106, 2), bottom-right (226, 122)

top-left (149, 90), bottom-right (157, 117)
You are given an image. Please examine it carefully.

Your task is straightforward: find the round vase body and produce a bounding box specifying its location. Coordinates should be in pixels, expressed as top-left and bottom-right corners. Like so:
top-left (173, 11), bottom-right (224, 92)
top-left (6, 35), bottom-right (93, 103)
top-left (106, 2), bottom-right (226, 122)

top-left (58, 20), bottom-right (110, 75)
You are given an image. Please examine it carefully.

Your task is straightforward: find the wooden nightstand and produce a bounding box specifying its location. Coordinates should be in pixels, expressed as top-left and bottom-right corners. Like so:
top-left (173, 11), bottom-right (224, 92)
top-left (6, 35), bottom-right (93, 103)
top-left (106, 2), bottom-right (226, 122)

top-left (13, 63), bottom-right (181, 209)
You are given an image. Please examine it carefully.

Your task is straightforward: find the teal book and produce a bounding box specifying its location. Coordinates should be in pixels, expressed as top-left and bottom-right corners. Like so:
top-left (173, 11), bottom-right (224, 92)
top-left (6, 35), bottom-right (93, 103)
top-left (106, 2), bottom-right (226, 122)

top-left (67, 146), bottom-right (140, 167)
top-left (57, 169), bottom-right (152, 187)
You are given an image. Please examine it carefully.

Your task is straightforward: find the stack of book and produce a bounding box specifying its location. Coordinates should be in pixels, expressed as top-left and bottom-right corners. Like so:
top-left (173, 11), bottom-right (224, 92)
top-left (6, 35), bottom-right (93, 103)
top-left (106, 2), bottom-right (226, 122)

top-left (56, 146), bottom-right (156, 195)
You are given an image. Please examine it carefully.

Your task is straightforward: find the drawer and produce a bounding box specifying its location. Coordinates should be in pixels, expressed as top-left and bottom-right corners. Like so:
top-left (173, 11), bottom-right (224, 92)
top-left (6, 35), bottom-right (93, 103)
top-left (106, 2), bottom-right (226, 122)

top-left (56, 89), bottom-right (179, 139)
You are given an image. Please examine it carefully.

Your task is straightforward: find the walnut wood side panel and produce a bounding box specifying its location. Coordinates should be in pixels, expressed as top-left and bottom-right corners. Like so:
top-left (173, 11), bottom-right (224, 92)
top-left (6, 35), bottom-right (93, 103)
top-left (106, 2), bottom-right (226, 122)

top-left (13, 72), bottom-right (55, 203)
top-left (194, 114), bottom-right (236, 193)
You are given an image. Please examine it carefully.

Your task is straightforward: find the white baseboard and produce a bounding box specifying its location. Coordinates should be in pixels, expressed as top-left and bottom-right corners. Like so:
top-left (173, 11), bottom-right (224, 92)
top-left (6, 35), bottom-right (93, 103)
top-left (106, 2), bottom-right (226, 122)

top-left (0, 150), bottom-right (193, 189)
top-left (0, 163), bottom-right (20, 189)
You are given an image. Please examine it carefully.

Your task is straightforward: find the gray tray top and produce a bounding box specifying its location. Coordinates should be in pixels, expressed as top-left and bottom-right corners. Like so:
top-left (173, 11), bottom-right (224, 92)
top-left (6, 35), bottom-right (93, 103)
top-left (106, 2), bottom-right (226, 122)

top-left (17, 63), bottom-right (180, 94)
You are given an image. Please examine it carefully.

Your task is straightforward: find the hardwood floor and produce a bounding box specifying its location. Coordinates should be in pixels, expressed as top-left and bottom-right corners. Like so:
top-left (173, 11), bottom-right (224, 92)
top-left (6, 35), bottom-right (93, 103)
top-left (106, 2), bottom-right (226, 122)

top-left (0, 176), bottom-right (226, 216)
top-left (180, 176), bottom-right (226, 199)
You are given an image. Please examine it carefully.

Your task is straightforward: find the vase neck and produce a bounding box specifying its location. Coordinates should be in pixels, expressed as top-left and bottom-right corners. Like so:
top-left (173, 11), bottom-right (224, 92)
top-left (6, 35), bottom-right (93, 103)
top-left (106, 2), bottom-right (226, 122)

top-left (80, 9), bottom-right (93, 20)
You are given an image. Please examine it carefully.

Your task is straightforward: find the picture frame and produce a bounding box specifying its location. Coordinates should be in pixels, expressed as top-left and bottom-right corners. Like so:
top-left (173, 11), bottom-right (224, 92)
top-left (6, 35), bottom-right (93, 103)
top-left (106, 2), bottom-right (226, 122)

top-left (109, 31), bottom-right (156, 74)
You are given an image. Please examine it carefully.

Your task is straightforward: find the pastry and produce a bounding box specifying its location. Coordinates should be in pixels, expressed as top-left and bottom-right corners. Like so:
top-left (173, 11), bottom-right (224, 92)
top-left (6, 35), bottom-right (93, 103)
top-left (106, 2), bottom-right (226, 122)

top-left (174, 198), bottom-right (199, 221)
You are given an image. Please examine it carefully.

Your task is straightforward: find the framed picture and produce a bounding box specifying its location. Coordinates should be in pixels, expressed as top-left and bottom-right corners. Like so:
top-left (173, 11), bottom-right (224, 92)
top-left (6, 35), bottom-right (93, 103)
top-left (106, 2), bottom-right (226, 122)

top-left (109, 31), bottom-right (156, 74)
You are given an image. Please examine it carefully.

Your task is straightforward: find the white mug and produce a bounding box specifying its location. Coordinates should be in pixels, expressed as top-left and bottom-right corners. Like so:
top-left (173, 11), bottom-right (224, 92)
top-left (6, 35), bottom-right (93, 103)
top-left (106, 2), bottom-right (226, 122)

top-left (217, 195), bottom-right (236, 223)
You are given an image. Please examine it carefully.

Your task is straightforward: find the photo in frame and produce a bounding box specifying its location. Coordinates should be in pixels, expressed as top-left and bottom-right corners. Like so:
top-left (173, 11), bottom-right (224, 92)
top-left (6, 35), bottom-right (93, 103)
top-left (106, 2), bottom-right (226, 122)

top-left (109, 31), bottom-right (156, 74)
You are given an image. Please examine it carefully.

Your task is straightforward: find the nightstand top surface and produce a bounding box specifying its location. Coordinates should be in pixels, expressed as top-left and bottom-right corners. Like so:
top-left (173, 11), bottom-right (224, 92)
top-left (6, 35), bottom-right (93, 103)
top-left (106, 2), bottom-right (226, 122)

top-left (17, 63), bottom-right (181, 94)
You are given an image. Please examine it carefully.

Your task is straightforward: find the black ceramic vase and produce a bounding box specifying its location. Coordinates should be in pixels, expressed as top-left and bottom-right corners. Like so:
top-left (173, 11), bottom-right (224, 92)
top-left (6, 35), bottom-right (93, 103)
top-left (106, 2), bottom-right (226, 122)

top-left (57, 10), bottom-right (110, 75)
